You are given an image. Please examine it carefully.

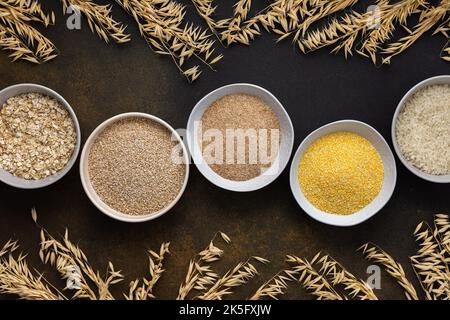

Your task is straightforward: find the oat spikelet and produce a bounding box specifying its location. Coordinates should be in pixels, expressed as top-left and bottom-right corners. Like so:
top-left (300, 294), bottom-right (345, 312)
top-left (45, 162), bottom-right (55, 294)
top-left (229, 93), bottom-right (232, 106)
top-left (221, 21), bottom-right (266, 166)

top-left (434, 214), bottom-right (450, 255)
top-left (434, 16), bottom-right (450, 61)
top-left (126, 242), bottom-right (170, 300)
top-left (286, 254), bottom-right (345, 300)
top-left (221, 0), bottom-right (291, 45)
top-left (383, 0), bottom-right (450, 64)
top-left (359, 0), bottom-right (426, 64)
top-left (318, 254), bottom-right (378, 300)
top-left (441, 41), bottom-right (450, 61)
top-left (220, 0), bottom-right (252, 45)
top-left (0, 24), bottom-right (38, 62)
top-left (196, 257), bottom-right (263, 300)
top-left (116, 0), bottom-right (222, 82)
top-left (0, 240), bottom-right (65, 300)
top-left (270, 0), bottom-right (310, 42)
top-left (39, 227), bottom-right (123, 300)
top-left (298, 10), bottom-right (368, 57)
top-left (299, 0), bottom-right (391, 57)
top-left (59, 0), bottom-right (130, 43)
top-left (249, 269), bottom-right (297, 300)
top-left (435, 17), bottom-right (450, 36)
top-left (191, 0), bottom-right (230, 42)
top-left (177, 232), bottom-right (228, 300)
top-left (411, 221), bottom-right (450, 300)
top-left (293, 0), bottom-right (359, 40)
top-left (359, 243), bottom-right (418, 300)
top-left (0, 0), bottom-right (57, 63)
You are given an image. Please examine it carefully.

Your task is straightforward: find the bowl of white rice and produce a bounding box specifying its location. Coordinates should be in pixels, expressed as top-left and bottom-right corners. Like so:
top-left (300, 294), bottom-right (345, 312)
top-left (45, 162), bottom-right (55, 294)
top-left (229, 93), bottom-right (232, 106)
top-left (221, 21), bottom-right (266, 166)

top-left (392, 75), bottom-right (450, 183)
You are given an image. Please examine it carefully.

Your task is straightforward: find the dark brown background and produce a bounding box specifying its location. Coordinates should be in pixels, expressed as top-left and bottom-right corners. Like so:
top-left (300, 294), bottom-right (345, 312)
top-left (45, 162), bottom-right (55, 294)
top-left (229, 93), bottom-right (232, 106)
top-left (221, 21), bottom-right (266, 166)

top-left (0, 0), bottom-right (449, 300)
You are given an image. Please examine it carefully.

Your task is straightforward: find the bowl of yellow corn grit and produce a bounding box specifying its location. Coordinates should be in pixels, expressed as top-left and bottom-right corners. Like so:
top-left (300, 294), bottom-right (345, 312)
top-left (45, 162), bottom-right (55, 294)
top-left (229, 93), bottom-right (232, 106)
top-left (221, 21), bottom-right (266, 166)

top-left (289, 120), bottom-right (397, 227)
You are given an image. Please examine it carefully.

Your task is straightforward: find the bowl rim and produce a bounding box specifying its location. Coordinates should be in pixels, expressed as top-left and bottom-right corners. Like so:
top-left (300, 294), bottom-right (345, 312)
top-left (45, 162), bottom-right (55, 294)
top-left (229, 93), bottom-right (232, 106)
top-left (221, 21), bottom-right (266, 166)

top-left (391, 75), bottom-right (450, 184)
top-left (186, 83), bottom-right (294, 192)
top-left (79, 112), bottom-right (190, 223)
top-left (289, 119), bottom-right (397, 227)
top-left (0, 83), bottom-right (81, 189)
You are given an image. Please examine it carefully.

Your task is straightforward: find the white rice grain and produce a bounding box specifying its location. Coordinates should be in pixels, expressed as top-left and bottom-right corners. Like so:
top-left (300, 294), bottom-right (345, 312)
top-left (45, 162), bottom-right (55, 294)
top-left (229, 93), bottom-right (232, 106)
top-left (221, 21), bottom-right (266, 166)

top-left (395, 84), bottom-right (450, 175)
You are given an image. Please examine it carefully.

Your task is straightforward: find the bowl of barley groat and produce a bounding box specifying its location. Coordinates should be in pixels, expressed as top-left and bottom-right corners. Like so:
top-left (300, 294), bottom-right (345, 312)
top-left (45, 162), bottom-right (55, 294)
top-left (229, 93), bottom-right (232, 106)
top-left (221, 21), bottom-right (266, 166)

top-left (0, 83), bottom-right (81, 189)
top-left (80, 112), bottom-right (189, 223)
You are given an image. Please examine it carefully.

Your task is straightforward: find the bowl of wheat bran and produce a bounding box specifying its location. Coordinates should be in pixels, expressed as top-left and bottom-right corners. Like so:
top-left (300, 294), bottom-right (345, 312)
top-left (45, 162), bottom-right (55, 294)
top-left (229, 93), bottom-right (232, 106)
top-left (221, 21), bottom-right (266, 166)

top-left (80, 112), bottom-right (189, 223)
top-left (186, 83), bottom-right (294, 192)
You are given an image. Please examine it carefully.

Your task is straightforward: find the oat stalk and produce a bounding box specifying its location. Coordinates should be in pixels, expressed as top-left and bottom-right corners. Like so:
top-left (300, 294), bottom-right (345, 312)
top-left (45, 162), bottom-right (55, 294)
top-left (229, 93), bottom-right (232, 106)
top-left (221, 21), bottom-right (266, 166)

top-left (383, 0), bottom-right (450, 64)
top-left (190, 0), bottom-right (229, 43)
top-left (411, 221), bottom-right (450, 300)
top-left (177, 232), bottom-right (230, 299)
top-left (39, 227), bottom-right (123, 300)
top-left (0, 0), bottom-right (57, 63)
top-left (196, 256), bottom-right (267, 300)
top-left (0, 240), bottom-right (65, 300)
top-left (32, 207), bottom-right (123, 300)
top-left (434, 214), bottom-right (450, 255)
top-left (286, 253), bottom-right (345, 300)
top-left (59, 0), bottom-right (130, 43)
top-left (359, 0), bottom-right (426, 64)
top-left (318, 254), bottom-right (378, 300)
top-left (116, 0), bottom-right (222, 82)
top-left (126, 242), bottom-right (170, 300)
top-left (294, 0), bottom-right (360, 40)
top-left (359, 243), bottom-right (418, 300)
top-left (249, 268), bottom-right (296, 300)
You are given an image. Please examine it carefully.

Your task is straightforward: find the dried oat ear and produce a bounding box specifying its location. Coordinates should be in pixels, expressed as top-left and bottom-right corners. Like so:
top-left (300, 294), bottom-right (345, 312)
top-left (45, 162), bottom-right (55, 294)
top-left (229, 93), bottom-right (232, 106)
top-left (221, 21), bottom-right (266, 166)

top-left (116, 0), bottom-right (222, 82)
top-left (59, 0), bottom-right (130, 44)
top-left (0, 0), bottom-right (57, 63)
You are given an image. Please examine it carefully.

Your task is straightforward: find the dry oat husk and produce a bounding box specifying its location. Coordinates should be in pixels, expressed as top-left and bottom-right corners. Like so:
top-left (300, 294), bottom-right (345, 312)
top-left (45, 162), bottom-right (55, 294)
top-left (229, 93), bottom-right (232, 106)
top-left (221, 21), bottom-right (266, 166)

top-left (383, 0), bottom-right (450, 64)
top-left (286, 253), bottom-right (346, 300)
top-left (1, 210), bottom-right (450, 300)
top-left (410, 217), bottom-right (450, 300)
top-left (0, 239), bottom-right (65, 300)
top-left (196, 256), bottom-right (268, 300)
top-left (177, 232), bottom-right (230, 299)
top-left (0, 0), bottom-right (57, 63)
top-left (39, 228), bottom-right (124, 300)
top-left (198, 0), bottom-right (450, 63)
top-left (359, 243), bottom-right (419, 300)
top-left (359, 0), bottom-right (426, 64)
top-left (191, 0), bottom-right (230, 43)
top-left (249, 268), bottom-right (296, 300)
top-left (126, 242), bottom-right (170, 300)
top-left (317, 254), bottom-right (378, 300)
top-left (116, 0), bottom-right (222, 82)
top-left (59, 0), bottom-right (131, 43)
top-left (34, 208), bottom-right (123, 300)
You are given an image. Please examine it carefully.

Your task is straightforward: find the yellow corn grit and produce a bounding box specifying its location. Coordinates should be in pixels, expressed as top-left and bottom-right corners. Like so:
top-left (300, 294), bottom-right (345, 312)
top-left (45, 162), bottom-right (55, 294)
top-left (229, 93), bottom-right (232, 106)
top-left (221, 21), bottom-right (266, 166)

top-left (298, 132), bottom-right (384, 215)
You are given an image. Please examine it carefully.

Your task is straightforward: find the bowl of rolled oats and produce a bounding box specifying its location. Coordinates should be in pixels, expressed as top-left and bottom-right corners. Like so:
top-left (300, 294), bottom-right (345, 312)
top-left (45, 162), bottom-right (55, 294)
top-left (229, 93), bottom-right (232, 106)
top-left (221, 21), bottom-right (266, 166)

top-left (0, 83), bottom-right (81, 189)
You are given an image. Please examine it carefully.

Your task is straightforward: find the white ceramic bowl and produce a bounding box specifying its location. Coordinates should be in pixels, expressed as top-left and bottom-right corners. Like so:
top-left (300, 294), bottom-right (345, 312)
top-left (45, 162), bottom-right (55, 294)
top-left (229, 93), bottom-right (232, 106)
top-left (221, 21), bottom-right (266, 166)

top-left (392, 75), bottom-right (450, 183)
top-left (186, 83), bottom-right (294, 192)
top-left (0, 83), bottom-right (81, 189)
top-left (290, 120), bottom-right (397, 227)
top-left (79, 112), bottom-right (190, 223)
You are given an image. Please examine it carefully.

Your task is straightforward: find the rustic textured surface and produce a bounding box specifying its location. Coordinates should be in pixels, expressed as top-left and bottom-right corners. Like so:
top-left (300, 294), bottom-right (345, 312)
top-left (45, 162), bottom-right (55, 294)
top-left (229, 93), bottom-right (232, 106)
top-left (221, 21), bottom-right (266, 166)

top-left (0, 1), bottom-right (449, 300)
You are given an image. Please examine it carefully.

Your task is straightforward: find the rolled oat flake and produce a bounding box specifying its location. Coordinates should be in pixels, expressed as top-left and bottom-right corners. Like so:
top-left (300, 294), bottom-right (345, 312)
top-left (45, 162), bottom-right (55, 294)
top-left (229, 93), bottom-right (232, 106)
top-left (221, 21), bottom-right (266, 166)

top-left (0, 93), bottom-right (77, 180)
